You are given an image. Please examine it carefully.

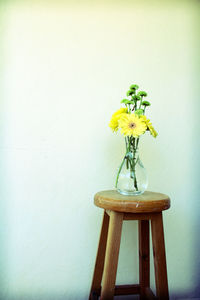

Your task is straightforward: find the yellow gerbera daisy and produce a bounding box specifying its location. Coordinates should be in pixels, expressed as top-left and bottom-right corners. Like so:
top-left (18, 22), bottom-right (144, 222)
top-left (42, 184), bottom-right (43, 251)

top-left (118, 114), bottom-right (147, 137)
top-left (140, 115), bottom-right (158, 138)
top-left (109, 108), bottom-right (128, 132)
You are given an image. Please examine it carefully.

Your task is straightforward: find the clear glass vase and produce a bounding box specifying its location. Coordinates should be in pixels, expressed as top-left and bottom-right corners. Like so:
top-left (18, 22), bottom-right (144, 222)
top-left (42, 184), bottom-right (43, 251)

top-left (115, 149), bottom-right (148, 196)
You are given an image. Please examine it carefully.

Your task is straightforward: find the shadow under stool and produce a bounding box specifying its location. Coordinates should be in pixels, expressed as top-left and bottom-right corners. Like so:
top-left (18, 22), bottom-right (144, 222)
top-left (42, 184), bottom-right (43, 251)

top-left (89, 190), bottom-right (170, 300)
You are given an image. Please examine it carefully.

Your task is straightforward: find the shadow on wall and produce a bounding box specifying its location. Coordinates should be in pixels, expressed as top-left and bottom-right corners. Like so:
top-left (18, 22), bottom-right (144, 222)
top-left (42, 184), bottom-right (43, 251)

top-left (191, 6), bottom-right (200, 298)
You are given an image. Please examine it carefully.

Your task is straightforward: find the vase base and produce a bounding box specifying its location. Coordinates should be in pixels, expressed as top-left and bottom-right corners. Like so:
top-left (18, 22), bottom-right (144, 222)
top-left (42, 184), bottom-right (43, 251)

top-left (117, 188), bottom-right (144, 196)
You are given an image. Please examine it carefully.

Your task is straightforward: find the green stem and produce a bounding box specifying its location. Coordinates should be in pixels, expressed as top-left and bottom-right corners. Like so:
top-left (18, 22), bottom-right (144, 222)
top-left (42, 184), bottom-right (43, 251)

top-left (125, 137), bottom-right (128, 152)
top-left (116, 137), bottom-right (140, 191)
top-left (128, 137), bottom-right (131, 152)
top-left (132, 147), bottom-right (138, 191)
top-left (130, 137), bottom-right (140, 191)
top-left (139, 96), bottom-right (143, 109)
top-left (132, 95), bottom-right (137, 111)
top-left (125, 138), bottom-right (129, 169)
top-left (136, 137), bottom-right (139, 148)
top-left (115, 156), bottom-right (126, 188)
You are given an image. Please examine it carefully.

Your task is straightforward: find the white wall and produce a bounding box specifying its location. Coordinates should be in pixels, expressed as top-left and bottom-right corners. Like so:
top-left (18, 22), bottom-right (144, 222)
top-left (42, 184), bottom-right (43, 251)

top-left (0, 1), bottom-right (200, 299)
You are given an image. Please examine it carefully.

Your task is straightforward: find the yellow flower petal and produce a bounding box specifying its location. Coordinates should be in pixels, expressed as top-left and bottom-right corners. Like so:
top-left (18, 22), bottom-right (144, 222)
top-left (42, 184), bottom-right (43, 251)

top-left (109, 108), bottom-right (128, 132)
top-left (140, 115), bottom-right (158, 138)
top-left (118, 114), bottom-right (147, 137)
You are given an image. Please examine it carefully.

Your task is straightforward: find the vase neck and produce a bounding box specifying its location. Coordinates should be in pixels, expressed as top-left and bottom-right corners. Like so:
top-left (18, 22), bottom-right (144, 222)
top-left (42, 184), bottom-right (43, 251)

top-left (125, 136), bottom-right (140, 154)
top-left (127, 148), bottom-right (139, 154)
top-left (126, 149), bottom-right (139, 160)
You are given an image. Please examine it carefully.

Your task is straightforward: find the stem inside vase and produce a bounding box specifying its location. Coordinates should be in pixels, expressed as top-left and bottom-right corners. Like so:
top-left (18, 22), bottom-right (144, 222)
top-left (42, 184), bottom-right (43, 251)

top-left (116, 137), bottom-right (140, 192)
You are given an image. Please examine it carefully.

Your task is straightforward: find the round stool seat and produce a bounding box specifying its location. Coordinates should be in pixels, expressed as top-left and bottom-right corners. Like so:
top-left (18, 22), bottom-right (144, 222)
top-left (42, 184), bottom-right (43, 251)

top-left (94, 190), bottom-right (170, 213)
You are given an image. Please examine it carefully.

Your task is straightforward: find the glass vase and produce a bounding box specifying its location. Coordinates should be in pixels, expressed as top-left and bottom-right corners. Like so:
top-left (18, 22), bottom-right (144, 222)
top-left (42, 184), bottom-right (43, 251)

top-left (115, 149), bottom-right (148, 196)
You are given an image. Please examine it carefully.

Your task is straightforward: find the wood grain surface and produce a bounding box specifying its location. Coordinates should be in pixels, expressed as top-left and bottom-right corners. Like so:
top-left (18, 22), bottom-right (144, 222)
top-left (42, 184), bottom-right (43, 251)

top-left (100, 211), bottom-right (124, 299)
top-left (89, 211), bottom-right (109, 300)
top-left (94, 190), bottom-right (170, 213)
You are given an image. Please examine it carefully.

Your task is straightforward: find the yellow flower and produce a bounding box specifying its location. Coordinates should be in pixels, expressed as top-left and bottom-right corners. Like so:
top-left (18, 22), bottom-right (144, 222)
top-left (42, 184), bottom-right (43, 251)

top-left (140, 115), bottom-right (158, 138)
top-left (118, 114), bottom-right (147, 137)
top-left (109, 108), bottom-right (128, 132)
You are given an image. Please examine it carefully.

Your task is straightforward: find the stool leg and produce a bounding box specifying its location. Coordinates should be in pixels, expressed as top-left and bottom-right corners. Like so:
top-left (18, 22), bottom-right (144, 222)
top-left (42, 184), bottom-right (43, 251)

top-left (89, 211), bottom-right (110, 299)
top-left (151, 212), bottom-right (169, 300)
top-left (139, 220), bottom-right (150, 300)
top-left (101, 211), bottom-right (124, 300)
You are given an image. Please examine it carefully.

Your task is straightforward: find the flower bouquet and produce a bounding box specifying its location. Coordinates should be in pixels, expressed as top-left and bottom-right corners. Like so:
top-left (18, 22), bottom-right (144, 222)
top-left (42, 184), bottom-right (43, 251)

top-left (109, 84), bottom-right (157, 196)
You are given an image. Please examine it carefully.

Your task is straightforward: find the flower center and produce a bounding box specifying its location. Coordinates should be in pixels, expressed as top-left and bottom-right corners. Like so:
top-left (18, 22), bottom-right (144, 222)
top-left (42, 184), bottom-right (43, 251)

top-left (129, 122), bottom-right (136, 129)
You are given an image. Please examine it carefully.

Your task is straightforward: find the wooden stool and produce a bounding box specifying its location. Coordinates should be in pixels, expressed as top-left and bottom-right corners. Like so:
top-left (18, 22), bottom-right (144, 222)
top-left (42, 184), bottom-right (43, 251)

top-left (89, 190), bottom-right (170, 300)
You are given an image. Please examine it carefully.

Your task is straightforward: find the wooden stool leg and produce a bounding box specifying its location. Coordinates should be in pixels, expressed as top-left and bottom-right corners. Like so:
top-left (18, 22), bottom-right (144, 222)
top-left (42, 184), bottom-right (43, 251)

top-left (151, 212), bottom-right (169, 300)
top-left (89, 211), bottom-right (110, 299)
top-left (139, 220), bottom-right (150, 300)
top-left (101, 211), bottom-right (124, 300)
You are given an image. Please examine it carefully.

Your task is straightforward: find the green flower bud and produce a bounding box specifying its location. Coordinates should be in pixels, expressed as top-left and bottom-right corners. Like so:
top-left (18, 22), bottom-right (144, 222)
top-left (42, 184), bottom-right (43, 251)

top-left (121, 99), bottom-right (134, 104)
top-left (121, 98), bottom-right (129, 103)
top-left (137, 91), bottom-right (147, 97)
top-left (126, 90), bottom-right (134, 96)
top-left (130, 84), bottom-right (139, 90)
top-left (132, 95), bottom-right (141, 101)
top-left (142, 100), bottom-right (151, 106)
top-left (135, 109), bottom-right (144, 116)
